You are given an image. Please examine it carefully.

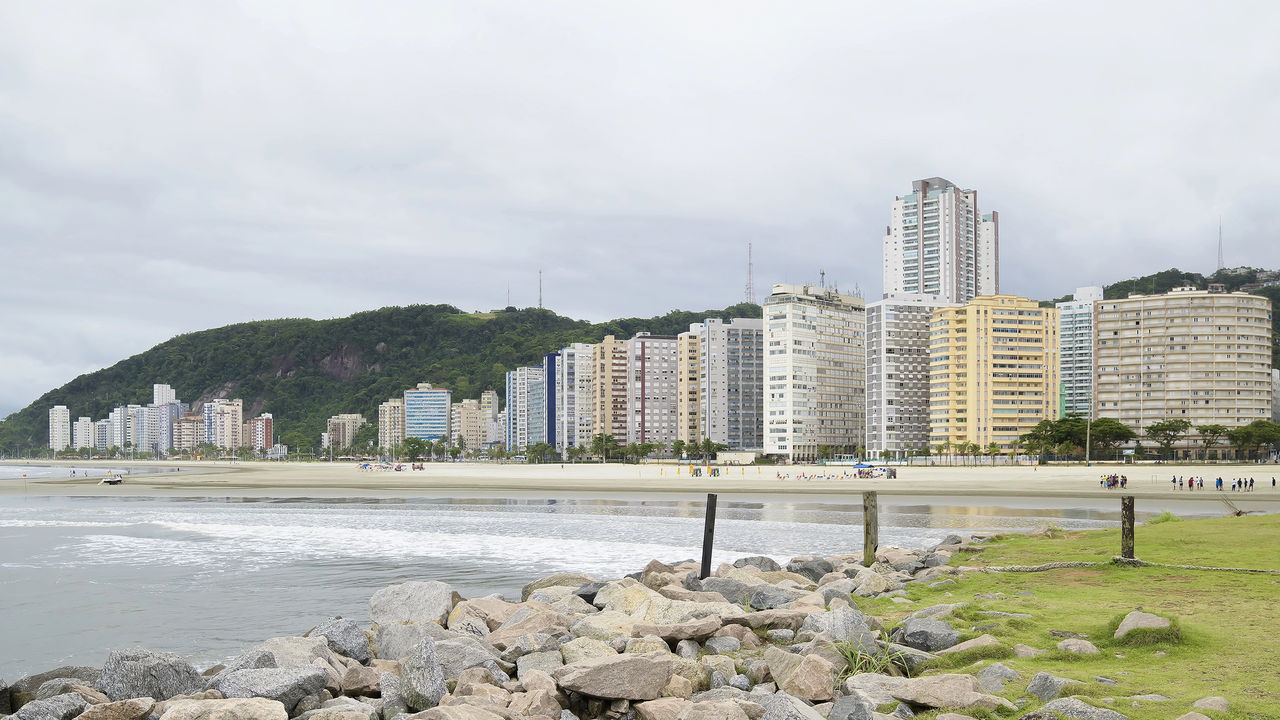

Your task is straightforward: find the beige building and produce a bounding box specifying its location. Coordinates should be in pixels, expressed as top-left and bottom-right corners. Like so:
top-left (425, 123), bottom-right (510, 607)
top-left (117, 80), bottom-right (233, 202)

top-left (480, 390), bottom-right (502, 447)
top-left (592, 335), bottom-right (629, 444)
top-left (676, 330), bottom-right (702, 445)
top-left (325, 413), bottom-right (366, 450)
top-left (451, 398), bottom-right (485, 451)
top-left (378, 398), bottom-right (405, 451)
top-left (1094, 286), bottom-right (1273, 455)
top-left (625, 333), bottom-right (679, 445)
top-left (929, 295), bottom-right (1059, 451)
top-left (173, 414), bottom-right (204, 451)
top-left (210, 399), bottom-right (243, 450)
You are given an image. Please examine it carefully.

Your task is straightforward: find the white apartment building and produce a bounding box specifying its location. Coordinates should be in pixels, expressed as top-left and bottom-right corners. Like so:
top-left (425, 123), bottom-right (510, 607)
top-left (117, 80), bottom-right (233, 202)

top-left (1056, 286), bottom-right (1104, 419)
top-left (626, 333), bottom-right (679, 446)
top-left (505, 366), bottom-right (545, 451)
top-left (763, 284), bottom-right (867, 461)
top-left (865, 294), bottom-right (958, 458)
top-left (94, 419), bottom-right (112, 450)
top-left (555, 343), bottom-right (596, 454)
top-left (73, 416), bottom-right (94, 450)
top-left (679, 318), bottom-right (764, 450)
top-left (1094, 287), bottom-right (1273, 455)
top-left (882, 177), bottom-right (999, 303)
top-left (208, 399), bottom-right (244, 450)
top-left (48, 405), bottom-right (72, 451)
top-left (480, 390), bottom-right (503, 447)
top-left (378, 398), bottom-right (405, 451)
top-left (153, 383), bottom-right (176, 405)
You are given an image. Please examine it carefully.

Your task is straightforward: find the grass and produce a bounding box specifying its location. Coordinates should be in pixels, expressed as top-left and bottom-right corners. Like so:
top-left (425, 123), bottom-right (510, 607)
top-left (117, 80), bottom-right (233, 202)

top-left (834, 635), bottom-right (911, 678)
top-left (850, 514), bottom-right (1280, 720)
top-left (1146, 510), bottom-right (1183, 525)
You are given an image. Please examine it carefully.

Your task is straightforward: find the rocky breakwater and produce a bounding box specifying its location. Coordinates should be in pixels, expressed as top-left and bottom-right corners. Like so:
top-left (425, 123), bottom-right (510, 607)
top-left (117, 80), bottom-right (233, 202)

top-left (4, 534), bottom-right (1101, 720)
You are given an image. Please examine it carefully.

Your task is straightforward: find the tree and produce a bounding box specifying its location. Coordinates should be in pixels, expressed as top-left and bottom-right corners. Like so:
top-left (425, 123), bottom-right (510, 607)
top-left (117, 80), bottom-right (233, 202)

top-left (1088, 418), bottom-right (1137, 460)
top-left (590, 433), bottom-right (619, 462)
top-left (1145, 419), bottom-right (1192, 459)
top-left (671, 439), bottom-right (686, 459)
top-left (1196, 424), bottom-right (1228, 460)
top-left (526, 442), bottom-right (555, 464)
top-left (401, 437), bottom-right (428, 462)
top-left (985, 442), bottom-right (1002, 463)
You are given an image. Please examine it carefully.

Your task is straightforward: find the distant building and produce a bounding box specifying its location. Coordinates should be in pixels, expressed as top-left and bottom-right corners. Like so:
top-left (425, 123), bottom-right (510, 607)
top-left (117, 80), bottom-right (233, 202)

top-left (378, 398), bottom-right (405, 451)
top-left (94, 419), bottom-right (112, 450)
top-left (541, 352), bottom-right (560, 450)
top-left (1056, 286), bottom-right (1104, 419)
top-left (626, 333), bottom-right (679, 446)
top-left (247, 413), bottom-right (273, 451)
top-left (153, 383), bottom-right (177, 405)
top-left (763, 284), bottom-right (867, 461)
top-left (403, 383), bottom-right (452, 442)
top-left (173, 414), bottom-right (204, 452)
top-left (882, 177), bottom-right (998, 303)
top-left (203, 399), bottom-right (243, 450)
top-left (676, 330), bottom-right (702, 447)
top-left (451, 398), bottom-right (484, 451)
top-left (49, 406), bottom-right (72, 451)
top-left (72, 416), bottom-right (94, 450)
top-left (678, 318), bottom-right (764, 450)
top-left (505, 367), bottom-right (545, 451)
top-left (1273, 369), bottom-right (1280, 423)
top-left (325, 413), bottom-right (366, 450)
top-left (554, 343), bottom-right (595, 454)
top-left (480, 390), bottom-right (503, 447)
top-left (929, 295), bottom-right (1059, 452)
top-left (591, 335), bottom-right (629, 445)
top-left (865, 294), bottom-right (959, 458)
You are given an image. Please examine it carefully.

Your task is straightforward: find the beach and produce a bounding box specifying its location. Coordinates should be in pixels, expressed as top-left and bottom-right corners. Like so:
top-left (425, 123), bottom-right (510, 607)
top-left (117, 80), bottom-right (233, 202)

top-left (3, 458), bottom-right (1279, 502)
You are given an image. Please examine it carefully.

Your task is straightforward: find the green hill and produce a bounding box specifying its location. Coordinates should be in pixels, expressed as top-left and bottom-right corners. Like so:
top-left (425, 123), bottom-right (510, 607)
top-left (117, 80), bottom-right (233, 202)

top-left (0, 302), bottom-right (760, 453)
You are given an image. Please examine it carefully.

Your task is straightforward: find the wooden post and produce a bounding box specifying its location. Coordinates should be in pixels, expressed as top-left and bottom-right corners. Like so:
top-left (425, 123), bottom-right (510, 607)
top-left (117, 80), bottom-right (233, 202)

top-left (863, 491), bottom-right (879, 567)
top-left (1121, 495), bottom-right (1135, 559)
top-left (700, 493), bottom-right (718, 579)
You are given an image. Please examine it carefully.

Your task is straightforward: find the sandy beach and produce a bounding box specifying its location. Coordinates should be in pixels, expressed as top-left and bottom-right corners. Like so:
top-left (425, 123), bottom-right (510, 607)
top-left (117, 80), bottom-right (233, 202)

top-left (3, 459), bottom-right (1279, 504)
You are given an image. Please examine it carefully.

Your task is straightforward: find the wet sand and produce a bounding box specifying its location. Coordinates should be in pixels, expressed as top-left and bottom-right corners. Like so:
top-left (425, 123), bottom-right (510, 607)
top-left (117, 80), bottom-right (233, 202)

top-left (3, 459), bottom-right (1278, 505)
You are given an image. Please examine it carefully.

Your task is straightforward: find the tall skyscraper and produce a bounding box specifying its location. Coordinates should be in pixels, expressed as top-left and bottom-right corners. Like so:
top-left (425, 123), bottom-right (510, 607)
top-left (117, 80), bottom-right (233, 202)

top-left (403, 383), bottom-right (452, 442)
top-left (678, 318), bottom-right (764, 450)
top-left (592, 335), bottom-right (629, 444)
top-left (555, 343), bottom-right (596, 454)
top-left (865, 294), bottom-right (959, 458)
top-left (541, 352), bottom-right (560, 450)
top-left (882, 177), bottom-right (999, 303)
top-left (1094, 286), bottom-right (1272, 457)
top-left (1056, 286), bottom-right (1104, 419)
top-left (626, 333), bottom-right (679, 446)
top-left (504, 367), bottom-right (545, 451)
top-left (763, 284), bottom-right (867, 461)
top-left (929, 295), bottom-right (1059, 451)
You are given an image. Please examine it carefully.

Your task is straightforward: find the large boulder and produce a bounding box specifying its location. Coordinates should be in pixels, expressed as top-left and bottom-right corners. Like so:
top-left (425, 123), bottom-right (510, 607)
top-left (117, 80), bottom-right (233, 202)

top-left (1026, 672), bottom-right (1085, 702)
top-left (561, 637), bottom-right (618, 664)
top-left (937, 634), bottom-right (1002, 655)
top-left (35, 679), bottom-right (107, 703)
top-left (551, 652), bottom-right (673, 700)
top-left (751, 692), bottom-right (827, 720)
top-left (1036, 697), bottom-right (1130, 719)
top-left (841, 674), bottom-right (1012, 713)
top-left (99, 649), bottom-right (203, 702)
top-left (762, 648), bottom-right (834, 702)
top-left (486, 608), bottom-right (571, 651)
top-left (523, 573), bottom-right (597, 602)
top-left (747, 586), bottom-right (807, 611)
top-left (9, 667), bottom-right (100, 709)
top-left (896, 618), bottom-right (959, 653)
top-left (310, 618), bottom-right (372, 664)
top-left (435, 637), bottom-right (508, 679)
top-left (254, 637), bottom-right (335, 669)
top-left (1056, 638), bottom-right (1100, 655)
top-left (733, 557), bottom-right (782, 572)
top-left (369, 581), bottom-right (461, 626)
top-left (571, 611), bottom-right (639, 643)
top-left (1113, 611), bottom-right (1171, 641)
top-left (632, 616), bottom-right (723, 642)
top-left (827, 691), bottom-right (875, 720)
top-left (401, 638), bottom-right (448, 711)
top-left (975, 663), bottom-right (1019, 694)
top-left (785, 559), bottom-right (833, 583)
top-left (203, 650), bottom-right (277, 690)
top-left (12, 693), bottom-right (88, 720)
top-left (408, 706), bottom-right (507, 720)
top-left (214, 667), bottom-right (327, 713)
top-left (799, 607), bottom-right (876, 652)
top-left (375, 621), bottom-right (454, 661)
top-left (157, 697), bottom-right (289, 720)
top-left (74, 697), bottom-right (156, 720)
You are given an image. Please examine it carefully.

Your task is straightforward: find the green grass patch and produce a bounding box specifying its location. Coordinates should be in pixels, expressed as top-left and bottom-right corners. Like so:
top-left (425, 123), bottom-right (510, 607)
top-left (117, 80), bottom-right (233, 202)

top-left (1146, 510), bottom-right (1183, 525)
top-left (1101, 613), bottom-right (1184, 647)
top-left (917, 643), bottom-right (1014, 670)
top-left (834, 637), bottom-right (911, 678)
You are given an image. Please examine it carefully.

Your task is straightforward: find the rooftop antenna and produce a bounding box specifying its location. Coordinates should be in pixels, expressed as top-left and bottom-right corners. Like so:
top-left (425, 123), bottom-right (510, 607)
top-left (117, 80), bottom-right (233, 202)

top-left (744, 242), bottom-right (755, 304)
top-left (538, 269), bottom-right (543, 309)
top-left (1217, 216), bottom-right (1224, 271)
top-left (506, 283), bottom-right (511, 308)
top-left (819, 269), bottom-right (826, 288)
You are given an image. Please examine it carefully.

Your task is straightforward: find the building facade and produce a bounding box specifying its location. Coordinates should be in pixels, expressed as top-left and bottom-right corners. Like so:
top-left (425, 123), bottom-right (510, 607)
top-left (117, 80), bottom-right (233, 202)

top-left (480, 390), bottom-right (503, 448)
top-left (678, 318), bottom-right (764, 450)
top-left (763, 284), bottom-right (867, 461)
top-left (504, 366), bottom-right (545, 451)
top-left (625, 333), bottom-right (679, 446)
top-left (72, 416), bottom-right (94, 450)
top-left (928, 295), bottom-right (1059, 451)
top-left (48, 405), bottom-right (72, 451)
top-left (403, 383), bottom-right (452, 442)
top-left (555, 343), bottom-right (596, 454)
top-left (451, 398), bottom-right (485, 451)
top-left (591, 335), bottom-right (629, 444)
top-left (882, 177), bottom-right (999, 303)
top-left (1056, 286), bottom-right (1104, 419)
top-left (325, 414), bottom-right (366, 451)
top-left (865, 294), bottom-right (958, 458)
top-left (378, 398), bottom-right (405, 451)
top-left (1093, 287), bottom-right (1273, 454)
top-left (247, 413), bottom-right (273, 451)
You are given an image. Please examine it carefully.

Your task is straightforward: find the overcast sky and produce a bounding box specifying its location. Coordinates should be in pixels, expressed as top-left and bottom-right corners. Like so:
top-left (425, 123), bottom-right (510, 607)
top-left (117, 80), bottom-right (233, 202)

top-left (2, 1), bottom-right (1278, 417)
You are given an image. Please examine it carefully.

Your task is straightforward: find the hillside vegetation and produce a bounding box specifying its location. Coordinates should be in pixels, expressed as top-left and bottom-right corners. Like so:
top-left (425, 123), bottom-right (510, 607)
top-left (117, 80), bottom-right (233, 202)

top-left (0, 303), bottom-right (760, 452)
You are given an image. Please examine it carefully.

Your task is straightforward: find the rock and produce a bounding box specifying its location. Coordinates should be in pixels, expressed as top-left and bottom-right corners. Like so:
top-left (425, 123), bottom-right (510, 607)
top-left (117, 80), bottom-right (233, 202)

top-left (1012, 644), bottom-right (1045, 658)
top-left (524, 573), bottom-right (597, 602)
top-left (703, 637), bottom-right (741, 655)
top-left (99, 648), bottom-right (203, 702)
top-left (799, 607), bottom-right (876, 652)
top-left (255, 637), bottom-right (336, 669)
top-left (340, 665), bottom-right (380, 697)
top-left (9, 668), bottom-right (100, 710)
top-left (765, 630), bottom-right (794, 644)
top-left (572, 611), bottom-right (639, 643)
top-left (401, 638), bottom-right (448, 711)
top-left (747, 586), bottom-right (806, 610)
top-left (935, 715), bottom-right (975, 720)
top-left (1192, 696), bottom-right (1229, 711)
top-left (157, 697), bottom-right (289, 719)
top-left (633, 617), bottom-right (723, 642)
top-left (897, 618), bottom-right (960, 653)
top-left (733, 557), bottom-right (782, 572)
top-left (438, 637), bottom-right (510, 678)
top-left (907, 604), bottom-right (965, 621)
top-left (561, 637), bottom-right (618, 664)
top-left (675, 640), bottom-right (700, 659)
top-left (1176, 714), bottom-right (1211, 720)
top-left (311, 618), bottom-right (372, 664)
top-left (552, 652), bottom-right (673, 700)
top-left (885, 643), bottom-right (938, 673)
top-left (628, 636), bottom-right (672, 655)
top-left (73, 697), bottom-right (156, 720)
top-left (517, 651), bottom-right (564, 678)
top-left (851, 571), bottom-right (892, 597)
top-left (1026, 672), bottom-right (1085, 702)
top-left (686, 577), bottom-right (755, 606)
top-left (636, 697), bottom-right (693, 720)
top-left (369, 581), bottom-right (462, 626)
top-left (1112, 611), bottom-right (1171, 641)
top-left (662, 673), bottom-right (694, 699)
top-left (937, 634), bottom-right (1002, 655)
top-left (376, 621), bottom-right (455, 661)
top-left (841, 674), bottom-right (1012, 713)
top-left (751, 692), bottom-right (826, 720)
top-left (785, 560), bottom-right (833, 583)
top-left (762, 648), bottom-right (834, 702)
top-left (215, 667), bottom-right (327, 712)
top-left (35, 679), bottom-right (106, 703)
top-left (818, 579), bottom-right (857, 606)
top-left (151, 690), bottom-right (224, 718)
top-left (509, 687), bottom-right (563, 717)
top-left (204, 650), bottom-right (277, 689)
top-left (721, 610), bottom-right (809, 633)
top-left (1049, 630), bottom-right (1089, 639)
top-left (975, 663), bottom-right (1019, 694)
top-left (1056, 638), bottom-right (1100, 655)
top-left (1036, 697), bottom-right (1130, 720)
top-left (682, 700), bottom-right (752, 720)
top-left (551, 595), bottom-right (600, 617)
top-left (827, 690), bottom-right (875, 720)
top-left (659, 586), bottom-right (731, 604)
top-left (379, 672), bottom-right (407, 717)
top-left (12, 693), bottom-right (88, 720)
top-left (1127, 694), bottom-right (1170, 701)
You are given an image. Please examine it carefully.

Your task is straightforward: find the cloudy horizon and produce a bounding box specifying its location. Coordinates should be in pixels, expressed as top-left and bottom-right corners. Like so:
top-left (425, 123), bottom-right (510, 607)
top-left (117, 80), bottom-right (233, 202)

top-left (3, 1), bottom-right (1278, 417)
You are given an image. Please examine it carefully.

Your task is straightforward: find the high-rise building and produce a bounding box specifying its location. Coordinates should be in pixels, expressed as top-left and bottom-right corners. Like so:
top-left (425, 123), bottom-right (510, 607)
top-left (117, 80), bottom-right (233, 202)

top-left (94, 419), bottom-right (112, 451)
top-left (678, 318), bottom-right (764, 450)
top-left (505, 367), bottom-right (545, 451)
top-left (325, 413), bottom-right (366, 450)
top-left (763, 284), bottom-right (867, 461)
top-left (1056, 286), bottom-right (1104, 419)
top-left (204, 399), bottom-right (244, 450)
top-left (153, 383), bottom-right (177, 405)
top-left (882, 177), bottom-right (999, 303)
top-left (592, 335), bottom-right (629, 444)
top-left (626, 333), bottom-right (679, 446)
top-left (866, 294), bottom-right (959, 458)
top-left (127, 405), bottom-right (148, 451)
top-left (450, 399), bottom-right (485, 451)
top-left (555, 343), bottom-right (596, 454)
top-left (929, 295), bottom-right (1059, 451)
top-left (49, 406), bottom-right (72, 451)
top-left (172, 414), bottom-right (205, 451)
top-left (1272, 369), bottom-right (1280, 423)
top-left (1094, 287), bottom-right (1272, 456)
top-left (403, 383), bottom-right (452, 442)
top-left (247, 413), bottom-right (273, 451)
top-left (378, 398), bottom-right (405, 451)
top-left (480, 390), bottom-right (502, 448)
top-left (72, 416), bottom-right (94, 450)
top-left (541, 352), bottom-right (560, 450)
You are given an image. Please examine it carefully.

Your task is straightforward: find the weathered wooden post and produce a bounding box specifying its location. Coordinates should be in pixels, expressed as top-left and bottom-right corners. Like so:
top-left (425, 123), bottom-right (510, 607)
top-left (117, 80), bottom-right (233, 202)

top-left (700, 493), bottom-right (718, 579)
top-left (863, 491), bottom-right (879, 567)
top-left (1121, 495), bottom-right (1135, 559)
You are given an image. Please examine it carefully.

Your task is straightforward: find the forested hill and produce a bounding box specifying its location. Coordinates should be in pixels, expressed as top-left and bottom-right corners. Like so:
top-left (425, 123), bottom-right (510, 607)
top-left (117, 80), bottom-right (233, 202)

top-left (0, 302), bottom-right (760, 452)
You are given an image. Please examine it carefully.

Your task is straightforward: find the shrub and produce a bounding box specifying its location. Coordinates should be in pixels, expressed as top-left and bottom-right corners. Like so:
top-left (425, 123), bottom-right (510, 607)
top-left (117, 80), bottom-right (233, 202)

top-left (834, 638), bottom-right (911, 678)
top-left (1146, 510), bottom-right (1183, 525)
